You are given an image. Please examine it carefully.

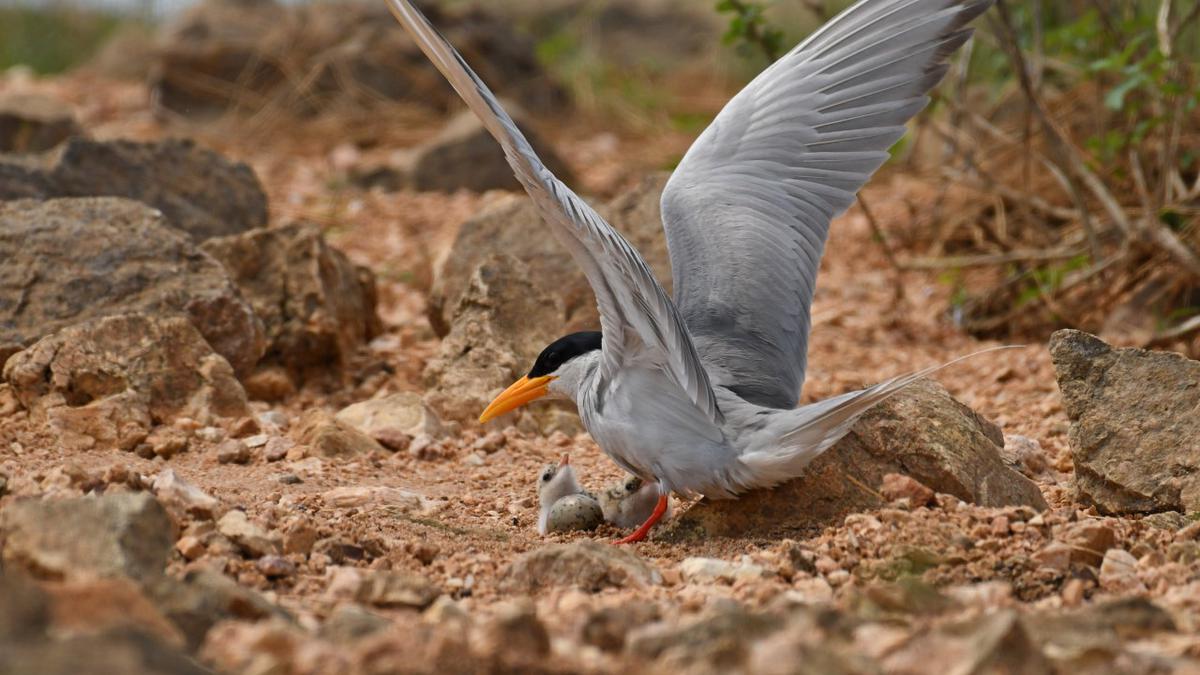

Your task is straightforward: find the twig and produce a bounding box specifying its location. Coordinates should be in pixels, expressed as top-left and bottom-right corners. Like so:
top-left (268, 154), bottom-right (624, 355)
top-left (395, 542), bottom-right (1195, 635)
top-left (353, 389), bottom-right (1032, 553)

top-left (857, 195), bottom-right (906, 302)
top-left (900, 247), bottom-right (1086, 270)
top-left (994, 0), bottom-right (1200, 280)
top-left (1147, 314), bottom-right (1200, 347)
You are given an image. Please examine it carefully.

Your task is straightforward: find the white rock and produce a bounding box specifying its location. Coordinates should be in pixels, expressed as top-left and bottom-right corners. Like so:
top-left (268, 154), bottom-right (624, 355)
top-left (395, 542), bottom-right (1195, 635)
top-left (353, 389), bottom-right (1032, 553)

top-left (1099, 548), bottom-right (1146, 594)
top-left (152, 468), bottom-right (221, 520)
top-left (335, 392), bottom-right (444, 442)
top-left (244, 434), bottom-right (270, 448)
top-left (679, 557), bottom-right (765, 584)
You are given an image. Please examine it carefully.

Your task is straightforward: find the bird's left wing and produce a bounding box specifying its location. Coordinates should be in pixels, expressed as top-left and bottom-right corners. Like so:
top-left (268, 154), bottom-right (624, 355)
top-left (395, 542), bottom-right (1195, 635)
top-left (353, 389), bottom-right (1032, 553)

top-left (383, 0), bottom-right (722, 424)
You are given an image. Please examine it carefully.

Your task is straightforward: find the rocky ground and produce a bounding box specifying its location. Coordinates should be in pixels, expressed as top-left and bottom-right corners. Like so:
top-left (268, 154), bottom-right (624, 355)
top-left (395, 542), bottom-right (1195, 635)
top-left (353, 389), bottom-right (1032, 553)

top-left (3, 2), bottom-right (1200, 673)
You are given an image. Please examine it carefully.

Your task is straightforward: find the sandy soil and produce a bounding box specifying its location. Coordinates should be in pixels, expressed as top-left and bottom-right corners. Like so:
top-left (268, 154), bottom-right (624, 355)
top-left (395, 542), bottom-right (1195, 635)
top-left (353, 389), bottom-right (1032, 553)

top-left (2, 69), bottom-right (1197, 673)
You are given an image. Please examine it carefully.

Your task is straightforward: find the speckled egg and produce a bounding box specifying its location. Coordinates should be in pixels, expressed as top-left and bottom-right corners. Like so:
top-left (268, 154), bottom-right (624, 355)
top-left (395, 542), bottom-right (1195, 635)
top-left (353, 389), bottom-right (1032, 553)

top-left (545, 493), bottom-right (604, 533)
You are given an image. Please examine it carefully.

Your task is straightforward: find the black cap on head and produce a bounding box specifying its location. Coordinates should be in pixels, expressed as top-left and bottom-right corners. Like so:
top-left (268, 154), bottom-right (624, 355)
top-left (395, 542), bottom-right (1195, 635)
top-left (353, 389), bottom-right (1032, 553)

top-left (528, 331), bottom-right (602, 378)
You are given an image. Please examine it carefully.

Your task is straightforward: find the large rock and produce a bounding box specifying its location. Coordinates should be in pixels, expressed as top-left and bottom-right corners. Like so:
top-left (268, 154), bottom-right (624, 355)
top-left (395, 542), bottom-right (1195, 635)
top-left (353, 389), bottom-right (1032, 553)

top-left (1050, 329), bottom-right (1200, 514)
top-left (147, 570), bottom-right (290, 651)
top-left (0, 197), bottom-right (265, 373)
top-left (423, 254), bottom-right (561, 425)
top-left (3, 314), bottom-right (250, 451)
top-left (201, 222), bottom-right (381, 382)
top-left (882, 610), bottom-right (1053, 674)
top-left (0, 138), bottom-right (268, 242)
top-left (151, 0), bottom-right (567, 118)
top-left (428, 172), bottom-right (673, 337)
top-left (0, 93), bottom-right (82, 153)
top-left (499, 541), bottom-right (661, 594)
top-left (0, 492), bottom-right (175, 581)
top-left (665, 379), bottom-right (1048, 541)
top-left (402, 109), bottom-right (575, 193)
top-left (334, 392), bottom-right (444, 447)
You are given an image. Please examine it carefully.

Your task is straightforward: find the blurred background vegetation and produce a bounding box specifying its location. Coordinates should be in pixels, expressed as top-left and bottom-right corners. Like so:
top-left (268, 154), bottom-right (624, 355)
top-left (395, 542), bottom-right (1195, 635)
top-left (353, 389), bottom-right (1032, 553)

top-left (1, 0), bottom-right (1197, 351)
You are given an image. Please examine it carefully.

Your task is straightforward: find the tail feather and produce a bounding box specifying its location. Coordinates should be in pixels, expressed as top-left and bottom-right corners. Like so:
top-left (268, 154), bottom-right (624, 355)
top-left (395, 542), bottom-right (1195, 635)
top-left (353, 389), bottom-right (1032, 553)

top-left (736, 345), bottom-right (1019, 490)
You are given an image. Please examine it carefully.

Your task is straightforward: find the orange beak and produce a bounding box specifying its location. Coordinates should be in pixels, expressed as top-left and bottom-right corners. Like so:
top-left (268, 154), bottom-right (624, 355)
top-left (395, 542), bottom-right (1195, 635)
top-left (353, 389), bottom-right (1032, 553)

top-left (478, 375), bottom-right (555, 424)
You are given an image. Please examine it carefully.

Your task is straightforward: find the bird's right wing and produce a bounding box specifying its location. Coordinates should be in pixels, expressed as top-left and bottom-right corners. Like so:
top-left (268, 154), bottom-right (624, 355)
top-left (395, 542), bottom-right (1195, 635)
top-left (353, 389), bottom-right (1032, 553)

top-left (662, 0), bottom-right (992, 410)
top-left (384, 0), bottom-right (721, 424)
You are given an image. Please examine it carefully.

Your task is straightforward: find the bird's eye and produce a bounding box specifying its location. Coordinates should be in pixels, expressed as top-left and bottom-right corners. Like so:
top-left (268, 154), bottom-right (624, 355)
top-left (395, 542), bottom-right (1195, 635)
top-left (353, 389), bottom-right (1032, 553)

top-left (541, 472), bottom-right (552, 482)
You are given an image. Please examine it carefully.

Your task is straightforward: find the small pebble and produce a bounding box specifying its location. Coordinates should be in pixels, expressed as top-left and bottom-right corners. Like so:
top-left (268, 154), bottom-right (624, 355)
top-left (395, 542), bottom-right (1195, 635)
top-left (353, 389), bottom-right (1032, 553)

top-left (279, 474), bottom-right (302, 485)
top-left (176, 535), bottom-right (205, 561)
top-left (216, 440), bottom-right (250, 465)
top-left (264, 437), bottom-right (293, 462)
top-left (257, 555), bottom-right (296, 578)
top-left (258, 410), bottom-right (290, 430)
top-left (244, 434), bottom-right (270, 448)
top-left (230, 416), bottom-right (260, 437)
top-left (196, 427), bottom-right (225, 443)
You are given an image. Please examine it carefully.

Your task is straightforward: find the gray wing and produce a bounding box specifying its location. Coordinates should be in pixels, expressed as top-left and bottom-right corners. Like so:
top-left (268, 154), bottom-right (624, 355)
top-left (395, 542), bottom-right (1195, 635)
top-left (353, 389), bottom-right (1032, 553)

top-left (662, 0), bottom-right (992, 409)
top-left (384, 0), bottom-right (721, 424)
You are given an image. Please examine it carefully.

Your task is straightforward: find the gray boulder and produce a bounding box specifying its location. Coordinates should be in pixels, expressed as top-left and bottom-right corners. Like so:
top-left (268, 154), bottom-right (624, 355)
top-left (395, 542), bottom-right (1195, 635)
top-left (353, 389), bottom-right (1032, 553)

top-left (428, 172), bottom-right (673, 337)
top-left (1050, 329), bottom-right (1200, 514)
top-left (4, 313), bottom-right (250, 451)
top-left (0, 93), bottom-right (82, 153)
top-left (665, 379), bottom-right (1048, 541)
top-left (0, 197), bottom-right (265, 374)
top-left (201, 222), bottom-right (381, 384)
top-left (0, 493), bottom-right (175, 581)
top-left (422, 254), bottom-right (563, 426)
top-left (402, 109), bottom-right (575, 193)
top-left (499, 541), bottom-right (661, 594)
top-left (151, 0), bottom-right (567, 118)
top-left (0, 138), bottom-right (267, 242)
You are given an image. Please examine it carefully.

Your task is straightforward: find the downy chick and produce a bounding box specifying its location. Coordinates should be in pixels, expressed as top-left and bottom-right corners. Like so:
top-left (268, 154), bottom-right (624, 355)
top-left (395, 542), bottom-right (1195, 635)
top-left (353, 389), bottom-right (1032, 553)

top-left (599, 475), bottom-right (673, 530)
top-left (537, 454), bottom-right (603, 535)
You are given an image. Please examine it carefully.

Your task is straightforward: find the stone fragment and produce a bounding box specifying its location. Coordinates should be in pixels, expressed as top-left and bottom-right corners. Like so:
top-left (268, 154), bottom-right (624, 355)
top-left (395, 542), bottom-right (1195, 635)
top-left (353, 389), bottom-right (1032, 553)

top-left (146, 427), bottom-right (190, 459)
top-left (152, 469), bottom-right (221, 520)
top-left (500, 541), bottom-right (661, 594)
top-left (147, 569), bottom-right (289, 651)
top-left (882, 610), bottom-right (1053, 675)
top-left (4, 314), bottom-right (251, 451)
top-left (423, 254), bottom-right (563, 426)
top-left (280, 517), bottom-right (318, 556)
top-left (1050, 329), bottom-right (1200, 514)
top-left (320, 603), bottom-right (390, 643)
top-left (679, 557), bottom-right (767, 584)
top-left (255, 555), bottom-right (296, 578)
top-left (0, 138), bottom-right (267, 242)
top-left (879, 473), bottom-right (935, 507)
top-left (666, 379), bottom-right (1047, 540)
top-left (428, 173), bottom-right (673, 337)
top-left (355, 571), bottom-right (440, 609)
top-left (581, 602), bottom-right (662, 652)
top-left (334, 392), bottom-right (443, 448)
top-left (475, 601), bottom-right (550, 667)
top-left (201, 222), bottom-right (381, 382)
top-left (0, 492), bottom-right (174, 581)
top-left (321, 486), bottom-right (423, 511)
top-left (1099, 549), bottom-right (1146, 594)
top-left (1059, 519), bottom-right (1117, 567)
top-left (0, 197), bottom-right (265, 373)
top-left (404, 109), bottom-right (575, 193)
top-left (216, 439), bottom-right (251, 465)
top-left (43, 577), bottom-right (185, 648)
top-left (628, 605), bottom-right (785, 671)
top-left (216, 510), bottom-right (281, 558)
top-left (151, 0), bottom-right (566, 118)
top-left (1001, 434), bottom-right (1050, 476)
top-left (0, 92), bottom-right (81, 153)
top-left (298, 413), bottom-right (386, 458)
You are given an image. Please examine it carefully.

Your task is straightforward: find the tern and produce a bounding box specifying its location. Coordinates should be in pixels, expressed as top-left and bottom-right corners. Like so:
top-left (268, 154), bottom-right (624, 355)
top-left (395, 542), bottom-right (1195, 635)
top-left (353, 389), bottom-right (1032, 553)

top-left (386, 0), bottom-right (995, 542)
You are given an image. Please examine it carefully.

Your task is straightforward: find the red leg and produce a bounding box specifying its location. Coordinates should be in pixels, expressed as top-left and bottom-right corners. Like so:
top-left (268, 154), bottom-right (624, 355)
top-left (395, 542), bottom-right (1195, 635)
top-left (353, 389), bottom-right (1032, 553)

top-left (615, 494), bottom-right (668, 544)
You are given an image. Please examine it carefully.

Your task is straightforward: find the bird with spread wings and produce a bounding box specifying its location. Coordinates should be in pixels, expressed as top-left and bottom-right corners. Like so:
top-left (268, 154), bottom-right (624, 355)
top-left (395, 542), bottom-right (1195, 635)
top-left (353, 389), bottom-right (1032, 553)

top-left (385, 0), bottom-right (995, 542)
